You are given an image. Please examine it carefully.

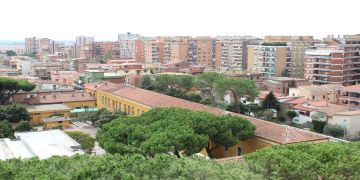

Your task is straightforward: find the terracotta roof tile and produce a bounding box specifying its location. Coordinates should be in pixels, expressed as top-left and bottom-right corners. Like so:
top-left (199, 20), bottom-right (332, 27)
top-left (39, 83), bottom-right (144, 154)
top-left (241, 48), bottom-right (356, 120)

top-left (283, 97), bottom-right (309, 105)
top-left (333, 110), bottom-right (360, 116)
top-left (98, 83), bottom-right (329, 144)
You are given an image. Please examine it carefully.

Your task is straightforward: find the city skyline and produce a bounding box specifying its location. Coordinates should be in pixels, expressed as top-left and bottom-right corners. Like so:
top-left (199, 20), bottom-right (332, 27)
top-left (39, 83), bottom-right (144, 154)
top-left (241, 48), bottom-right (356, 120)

top-left (0, 0), bottom-right (359, 40)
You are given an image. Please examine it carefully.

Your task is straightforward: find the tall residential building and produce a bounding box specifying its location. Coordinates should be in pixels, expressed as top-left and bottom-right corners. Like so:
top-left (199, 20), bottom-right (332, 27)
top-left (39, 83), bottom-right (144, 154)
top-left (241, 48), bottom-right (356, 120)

top-left (25, 37), bottom-right (38, 54)
top-left (118, 32), bottom-right (142, 60)
top-left (144, 39), bottom-right (164, 63)
top-left (216, 36), bottom-right (260, 71)
top-left (94, 42), bottom-right (120, 59)
top-left (304, 34), bottom-right (360, 85)
top-left (187, 36), bottom-right (218, 68)
top-left (264, 36), bottom-right (315, 78)
top-left (75, 36), bottom-right (94, 58)
top-left (247, 43), bottom-right (291, 79)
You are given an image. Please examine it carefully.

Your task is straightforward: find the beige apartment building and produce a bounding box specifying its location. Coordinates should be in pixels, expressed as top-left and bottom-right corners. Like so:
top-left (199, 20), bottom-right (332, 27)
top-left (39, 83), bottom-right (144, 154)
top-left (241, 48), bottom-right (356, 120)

top-left (247, 43), bottom-right (291, 79)
top-left (264, 36), bottom-right (314, 78)
top-left (118, 33), bottom-right (143, 61)
top-left (94, 42), bottom-right (120, 59)
top-left (187, 36), bottom-right (219, 68)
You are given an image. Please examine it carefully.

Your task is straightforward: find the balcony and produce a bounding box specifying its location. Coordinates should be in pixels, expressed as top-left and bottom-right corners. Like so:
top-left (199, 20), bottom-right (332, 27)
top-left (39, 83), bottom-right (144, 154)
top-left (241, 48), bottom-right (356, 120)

top-left (313, 61), bottom-right (331, 65)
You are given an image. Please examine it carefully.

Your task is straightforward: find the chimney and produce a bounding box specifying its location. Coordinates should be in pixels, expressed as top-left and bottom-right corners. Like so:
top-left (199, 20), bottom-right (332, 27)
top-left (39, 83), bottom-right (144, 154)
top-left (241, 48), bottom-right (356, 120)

top-left (72, 94), bottom-right (75, 97)
top-left (43, 96), bottom-right (46, 99)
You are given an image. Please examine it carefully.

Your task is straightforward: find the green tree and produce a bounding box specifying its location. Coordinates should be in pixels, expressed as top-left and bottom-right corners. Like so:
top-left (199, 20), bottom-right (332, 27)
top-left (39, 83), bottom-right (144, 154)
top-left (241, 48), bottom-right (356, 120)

top-left (66, 131), bottom-right (95, 153)
top-left (286, 110), bottom-right (298, 121)
top-left (138, 75), bottom-right (153, 90)
top-left (88, 108), bottom-right (122, 127)
top-left (214, 77), bottom-right (259, 114)
top-left (245, 142), bottom-right (360, 179)
top-left (5, 50), bottom-right (16, 57)
top-left (97, 108), bottom-right (255, 158)
top-left (195, 72), bottom-right (222, 103)
top-left (0, 120), bottom-right (14, 138)
top-left (0, 154), bottom-right (260, 179)
top-left (323, 124), bottom-right (344, 138)
top-left (312, 120), bottom-right (326, 133)
top-left (4, 103), bottom-right (30, 123)
top-left (0, 77), bottom-right (35, 104)
top-left (14, 120), bottom-right (31, 132)
top-left (153, 74), bottom-right (195, 97)
top-left (261, 91), bottom-right (280, 110)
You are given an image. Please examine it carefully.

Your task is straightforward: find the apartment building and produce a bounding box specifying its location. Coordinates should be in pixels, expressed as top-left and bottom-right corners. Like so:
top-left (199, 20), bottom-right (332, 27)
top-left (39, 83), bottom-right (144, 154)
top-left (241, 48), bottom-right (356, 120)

top-left (216, 36), bottom-right (260, 71)
top-left (247, 43), bottom-right (291, 79)
top-left (338, 84), bottom-right (360, 110)
top-left (144, 39), bottom-right (164, 63)
top-left (118, 32), bottom-right (142, 60)
top-left (264, 36), bottom-right (315, 78)
top-left (187, 36), bottom-right (219, 68)
top-left (94, 42), bottom-right (120, 59)
top-left (25, 37), bottom-right (38, 54)
top-left (75, 36), bottom-right (94, 58)
top-left (304, 35), bottom-right (360, 85)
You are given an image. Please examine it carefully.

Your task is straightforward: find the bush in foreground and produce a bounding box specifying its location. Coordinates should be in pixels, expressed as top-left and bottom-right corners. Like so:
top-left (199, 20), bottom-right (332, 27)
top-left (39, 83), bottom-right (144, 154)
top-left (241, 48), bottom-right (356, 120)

top-left (0, 154), bottom-right (260, 179)
top-left (245, 142), bottom-right (360, 179)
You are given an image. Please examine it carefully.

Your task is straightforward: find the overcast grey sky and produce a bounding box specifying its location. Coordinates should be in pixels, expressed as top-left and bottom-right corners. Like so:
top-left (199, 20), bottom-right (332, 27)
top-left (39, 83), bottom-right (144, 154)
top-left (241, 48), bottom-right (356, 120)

top-left (0, 0), bottom-right (359, 41)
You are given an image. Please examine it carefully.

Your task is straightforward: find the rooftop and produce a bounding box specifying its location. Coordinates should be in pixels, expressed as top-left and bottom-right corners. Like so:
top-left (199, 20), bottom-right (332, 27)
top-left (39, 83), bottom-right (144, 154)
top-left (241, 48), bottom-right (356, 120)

top-left (43, 116), bottom-right (71, 123)
top-left (333, 110), bottom-right (360, 116)
top-left (0, 130), bottom-right (83, 160)
top-left (26, 104), bottom-right (71, 113)
top-left (270, 77), bottom-right (307, 82)
top-left (27, 92), bottom-right (96, 105)
top-left (298, 84), bottom-right (343, 94)
top-left (97, 83), bottom-right (329, 144)
top-left (316, 104), bottom-right (349, 116)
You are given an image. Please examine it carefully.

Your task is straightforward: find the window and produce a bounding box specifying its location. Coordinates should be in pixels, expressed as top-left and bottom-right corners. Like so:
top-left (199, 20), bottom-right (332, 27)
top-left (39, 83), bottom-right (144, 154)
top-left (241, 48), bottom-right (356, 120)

top-left (237, 147), bottom-right (242, 156)
top-left (312, 96), bottom-right (315, 100)
top-left (128, 106), bottom-right (131, 115)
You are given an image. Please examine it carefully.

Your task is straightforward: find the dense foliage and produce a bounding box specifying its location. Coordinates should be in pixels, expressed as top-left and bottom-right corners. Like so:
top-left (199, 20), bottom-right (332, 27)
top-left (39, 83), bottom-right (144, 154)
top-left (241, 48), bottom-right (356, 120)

top-left (245, 142), bottom-right (360, 179)
top-left (0, 154), bottom-right (260, 179)
top-left (5, 50), bottom-right (16, 56)
top-left (312, 120), bottom-right (326, 133)
top-left (261, 91), bottom-right (280, 110)
top-left (66, 131), bottom-right (95, 153)
top-left (0, 77), bottom-right (35, 104)
top-left (286, 110), bottom-right (298, 120)
top-left (97, 108), bottom-right (255, 158)
top-left (323, 124), bottom-right (344, 138)
top-left (214, 77), bottom-right (259, 113)
top-left (0, 120), bottom-right (14, 138)
top-left (87, 108), bottom-right (122, 127)
top-left (14, 120), bottom-right (31, 132)
top-left (0, 103), bottom-right (30, 123)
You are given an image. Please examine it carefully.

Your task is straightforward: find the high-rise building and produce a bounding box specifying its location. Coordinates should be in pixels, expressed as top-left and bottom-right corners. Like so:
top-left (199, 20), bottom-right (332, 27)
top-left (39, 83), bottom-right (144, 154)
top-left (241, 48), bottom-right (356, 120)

top-left (216, 36), bottom-right (260, 71)
top-left (118, 32), bottom-right (142, 60)
top-left (94, 42), bottom-right (120, 60)
top-left (247, 43), bottom-right (291, 79)
top-left (264, 36), bottom-right (315, 78)
top-left (25, 37), bottom-right (38, 54)
top-left (75, 36), bottom-right (94, 58)
top-left (187, 36), bottom-right (218, 68)
top-left (304, 35), bottom-right (360, 85)
top-left (144, 39), bottom-right (164, 63)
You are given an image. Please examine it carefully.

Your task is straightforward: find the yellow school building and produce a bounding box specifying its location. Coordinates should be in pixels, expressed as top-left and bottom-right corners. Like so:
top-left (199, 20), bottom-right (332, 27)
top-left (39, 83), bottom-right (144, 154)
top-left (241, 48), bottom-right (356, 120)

top-left (96, 83), bottom-right (330, 158)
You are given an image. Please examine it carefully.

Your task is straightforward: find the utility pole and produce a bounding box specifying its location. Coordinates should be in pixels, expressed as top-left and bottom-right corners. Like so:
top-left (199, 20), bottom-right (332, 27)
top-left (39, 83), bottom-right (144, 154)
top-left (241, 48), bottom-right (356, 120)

top-left (343, 119), bottom-right (347, 140)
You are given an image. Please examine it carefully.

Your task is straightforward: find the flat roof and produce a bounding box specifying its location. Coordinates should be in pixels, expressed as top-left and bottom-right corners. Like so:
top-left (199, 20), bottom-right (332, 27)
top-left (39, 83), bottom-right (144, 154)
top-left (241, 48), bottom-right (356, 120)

top-left (0, 130), bottom-right (83, 160)
top-left (26, 104), bottom-right (71, 113)
top-left (43, 116), bottom-right (71, 123)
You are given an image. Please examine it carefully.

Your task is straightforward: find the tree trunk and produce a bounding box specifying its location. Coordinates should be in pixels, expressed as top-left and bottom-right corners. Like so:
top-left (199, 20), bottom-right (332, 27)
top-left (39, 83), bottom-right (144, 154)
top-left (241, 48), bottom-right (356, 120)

top-left (205, 143), bottom-right (219, 159)
top-left (232, 91), bottom-right (241, 114)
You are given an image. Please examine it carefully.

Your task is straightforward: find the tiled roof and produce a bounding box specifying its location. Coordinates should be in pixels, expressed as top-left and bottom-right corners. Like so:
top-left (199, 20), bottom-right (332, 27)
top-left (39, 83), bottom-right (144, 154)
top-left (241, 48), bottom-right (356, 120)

top-left (258, 91), bottom-right (284, 100)
top-left (307, 101), bottom-right (329, 107)
top-left (27, 92), bottom-right (96, 105)
top-left (299, 84), bottom-right (343, 94)
top-left (283, 97), bottom-right (309, 105)
top-left (342, 85), bottom-right (360, 93)
top-left (98, 83), bottom-right (329, 144)
top-left (316, 104), bottom-right (350, 116)
top-left (292, 104), bottom-right (317, 112)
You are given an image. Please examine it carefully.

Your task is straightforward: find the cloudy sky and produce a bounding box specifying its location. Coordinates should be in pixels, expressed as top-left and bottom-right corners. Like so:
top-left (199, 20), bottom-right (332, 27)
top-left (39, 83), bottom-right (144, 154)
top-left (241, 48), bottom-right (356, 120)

top-left (0, 0), bottom-right (359, 41)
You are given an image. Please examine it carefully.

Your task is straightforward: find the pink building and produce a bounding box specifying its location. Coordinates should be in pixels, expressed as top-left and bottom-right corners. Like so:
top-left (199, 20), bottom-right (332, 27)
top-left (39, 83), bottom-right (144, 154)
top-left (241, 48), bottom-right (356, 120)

top-left (51, 70), bottom-right (79, 85)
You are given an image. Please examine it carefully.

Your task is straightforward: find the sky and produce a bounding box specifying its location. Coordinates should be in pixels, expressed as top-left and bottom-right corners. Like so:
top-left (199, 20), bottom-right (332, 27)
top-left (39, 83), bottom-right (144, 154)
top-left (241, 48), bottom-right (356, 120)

top-left (0, 0), bottom-right (359, 41)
